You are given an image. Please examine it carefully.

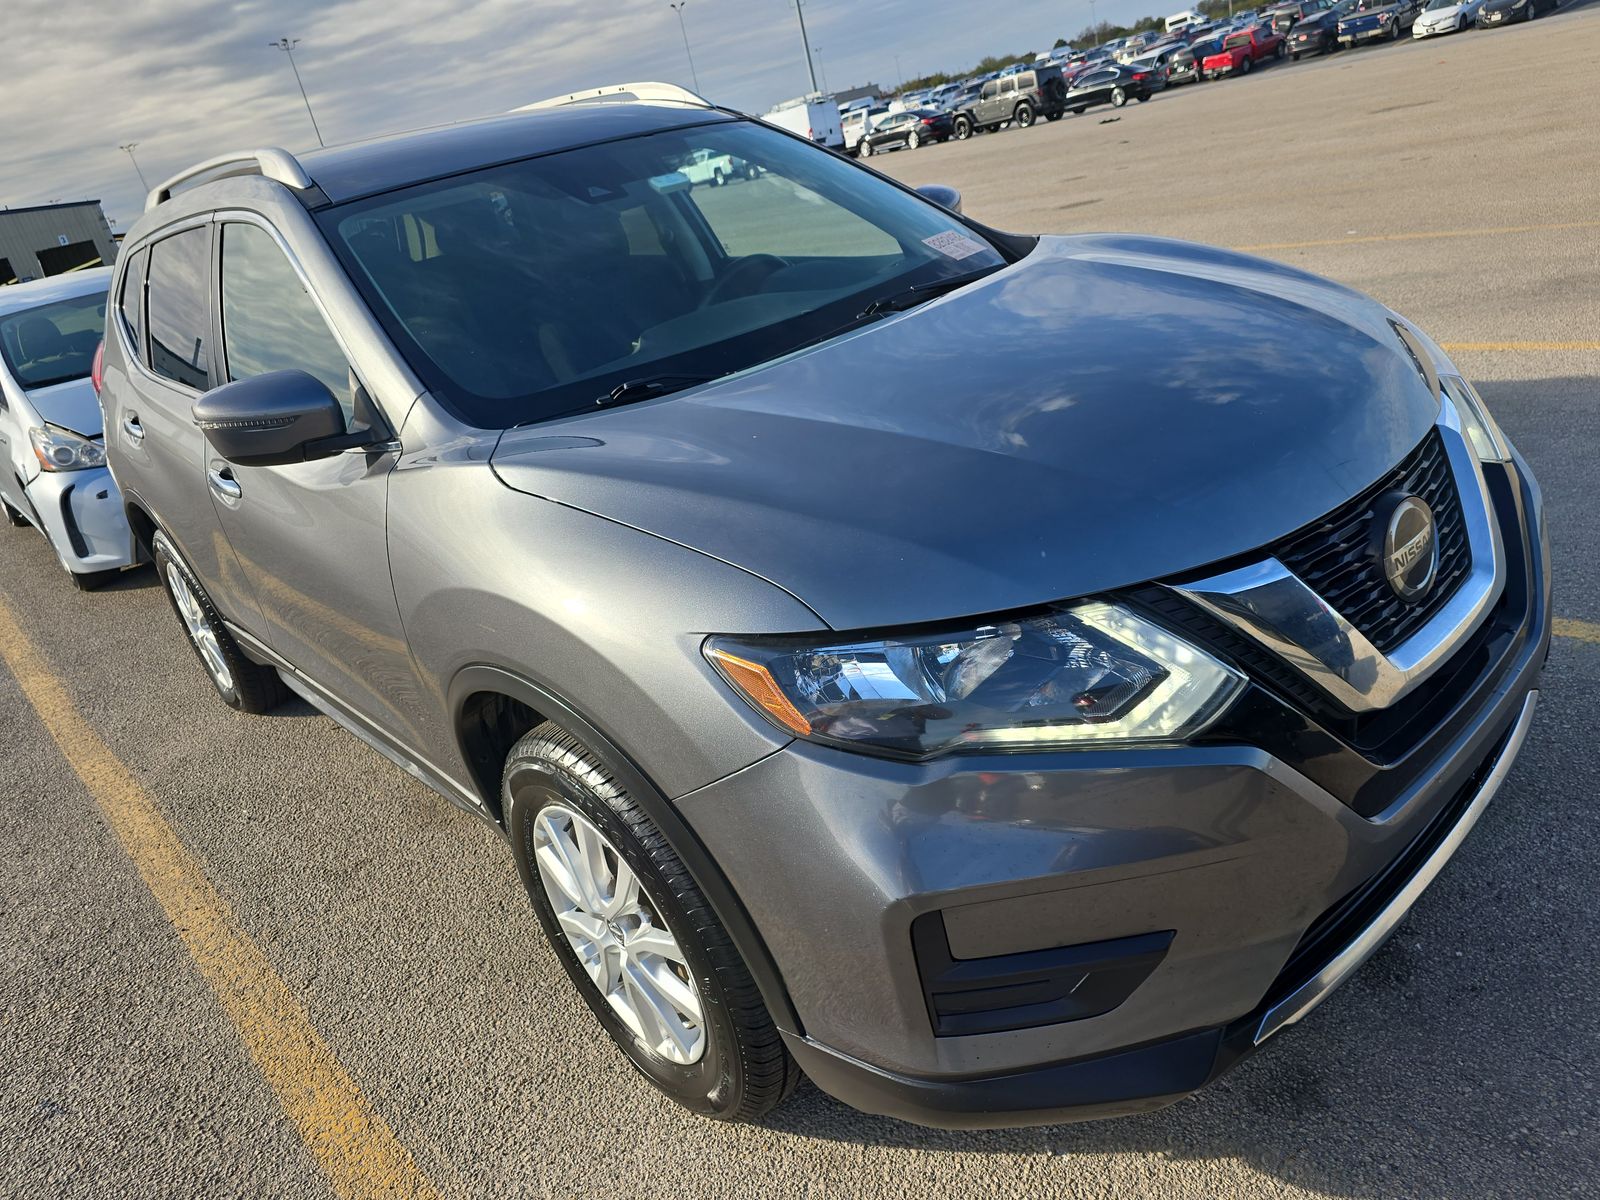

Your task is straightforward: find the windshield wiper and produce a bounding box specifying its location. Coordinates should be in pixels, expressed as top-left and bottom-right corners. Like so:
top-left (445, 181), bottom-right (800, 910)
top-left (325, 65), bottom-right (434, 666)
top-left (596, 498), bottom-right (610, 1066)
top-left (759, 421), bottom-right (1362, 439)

top-left (597, 373), bottom-right (720, 409)
top-left (857, 265), bottom-right (1004, 319)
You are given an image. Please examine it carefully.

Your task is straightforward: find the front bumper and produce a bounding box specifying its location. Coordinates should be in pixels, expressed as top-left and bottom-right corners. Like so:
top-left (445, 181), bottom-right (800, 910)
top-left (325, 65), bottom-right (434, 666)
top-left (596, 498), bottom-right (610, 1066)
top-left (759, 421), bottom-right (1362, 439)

top-left (23, 465), bottom-right (138, 576)
top-left (677, 454), bottom-right (1549, 1127)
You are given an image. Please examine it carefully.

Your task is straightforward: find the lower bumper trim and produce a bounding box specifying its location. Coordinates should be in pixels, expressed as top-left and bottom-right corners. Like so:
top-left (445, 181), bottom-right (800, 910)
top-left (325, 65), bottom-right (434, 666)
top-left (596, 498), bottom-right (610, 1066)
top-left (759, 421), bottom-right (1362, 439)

top-left (1252, 687), bottom-right (1538, 1043)
top-left (789, 686), bottom-right (1540, 1129)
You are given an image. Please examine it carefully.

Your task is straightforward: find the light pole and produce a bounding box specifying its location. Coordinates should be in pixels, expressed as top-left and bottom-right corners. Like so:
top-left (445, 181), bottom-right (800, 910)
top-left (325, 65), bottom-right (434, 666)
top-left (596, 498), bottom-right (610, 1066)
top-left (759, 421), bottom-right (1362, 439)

top-left (668, 2), bottom-right (702, 93)
top-left (268, 37), bottom-right (325, 148)
top-left (118, 142), bottom-right (149, 191)
top-left (894, 54), bottom-right (904, 90)
top-left (794, 0), bottom-right (819, 95)
top-left (812, 46), bottom-right (830, 95)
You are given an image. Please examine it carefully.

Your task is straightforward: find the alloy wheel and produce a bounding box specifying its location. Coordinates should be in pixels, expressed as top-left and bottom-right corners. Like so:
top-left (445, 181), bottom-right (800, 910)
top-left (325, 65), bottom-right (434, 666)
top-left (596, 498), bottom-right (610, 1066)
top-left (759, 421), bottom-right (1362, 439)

top-left (165, 562), bottom-right (234, 693)
top-left (532, 803), bottom-right (706, 1066)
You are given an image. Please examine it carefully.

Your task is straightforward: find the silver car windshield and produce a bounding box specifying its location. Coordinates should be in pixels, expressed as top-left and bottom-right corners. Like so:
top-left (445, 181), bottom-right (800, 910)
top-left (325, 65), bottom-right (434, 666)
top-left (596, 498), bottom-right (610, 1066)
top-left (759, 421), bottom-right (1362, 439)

top-left (320, 119), bottom-right (1008, 429)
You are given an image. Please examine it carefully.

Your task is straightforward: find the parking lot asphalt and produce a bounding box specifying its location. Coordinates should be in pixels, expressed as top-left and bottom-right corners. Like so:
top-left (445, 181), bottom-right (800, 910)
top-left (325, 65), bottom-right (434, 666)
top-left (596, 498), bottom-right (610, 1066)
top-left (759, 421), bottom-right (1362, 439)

top-left (3, 10), bottom-right (1598, 1199)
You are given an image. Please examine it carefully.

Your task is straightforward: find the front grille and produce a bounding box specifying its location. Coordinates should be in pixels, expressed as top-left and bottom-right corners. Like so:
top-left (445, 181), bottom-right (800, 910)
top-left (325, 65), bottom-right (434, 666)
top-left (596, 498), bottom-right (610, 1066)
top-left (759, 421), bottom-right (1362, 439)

top-left (1272, 428), bottom-right (1471, 654)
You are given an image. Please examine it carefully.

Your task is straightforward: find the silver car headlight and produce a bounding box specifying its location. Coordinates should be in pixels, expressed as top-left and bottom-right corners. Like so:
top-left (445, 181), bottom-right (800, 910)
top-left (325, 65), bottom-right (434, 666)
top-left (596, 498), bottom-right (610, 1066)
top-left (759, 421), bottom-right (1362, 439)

top-left (28, 425), bottom-right (106, 472)
top-left (707, 602), bottom-right (1243, 760)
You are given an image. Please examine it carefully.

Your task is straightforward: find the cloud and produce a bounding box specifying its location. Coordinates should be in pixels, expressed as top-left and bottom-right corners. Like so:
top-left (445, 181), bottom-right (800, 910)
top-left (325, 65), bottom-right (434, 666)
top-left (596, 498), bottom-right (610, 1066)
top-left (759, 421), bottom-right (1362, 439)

top-left (0, 0), bottom-right (1148, 228)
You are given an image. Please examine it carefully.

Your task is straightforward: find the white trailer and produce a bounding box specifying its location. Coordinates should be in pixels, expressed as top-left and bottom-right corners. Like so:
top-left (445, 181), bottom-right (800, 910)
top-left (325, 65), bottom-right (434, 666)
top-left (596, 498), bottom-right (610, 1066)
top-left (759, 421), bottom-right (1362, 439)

top-left (761, 95), bottom-right (844, 150)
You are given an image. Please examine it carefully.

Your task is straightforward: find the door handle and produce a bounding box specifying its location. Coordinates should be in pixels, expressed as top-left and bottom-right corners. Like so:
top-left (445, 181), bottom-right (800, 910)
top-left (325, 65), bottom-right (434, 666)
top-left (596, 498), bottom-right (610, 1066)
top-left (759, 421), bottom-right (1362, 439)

top-left (122, 414), bottom-right (145, 443)
top-left (207, 467), bottom-right (242, 501)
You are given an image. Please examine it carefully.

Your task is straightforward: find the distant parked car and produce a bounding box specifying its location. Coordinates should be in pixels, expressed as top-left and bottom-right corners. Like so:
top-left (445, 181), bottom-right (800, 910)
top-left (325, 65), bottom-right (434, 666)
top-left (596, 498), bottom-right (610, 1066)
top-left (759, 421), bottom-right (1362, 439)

top-left (1202, 25), bottom-right (1287, 75)
top-left (679, 147), bottom-right (755, 187)
top-left (1338, 0), bottom-right (1423, 42)
top-left (951, 66), bottom-right (1068, 137)
top-left (1063, 64), bottom-right (1156, 112)
top-left (1414, 0), bottom-right (1486, 32)
top-left (0, 268), bottom-right (139, 589)
top-left (1476, 0), bottom-right (1555, 25)
top-left (1287, 0), bottom-right (1358, 54)
top-left (1166, 41), bottom-right (1211, 84)
top-left (841, 106), bottom-right (887, 154)
top-left (1125, 47), bottom-right (1177, 88)
top-left (857, 108), bottom-right (953, 156)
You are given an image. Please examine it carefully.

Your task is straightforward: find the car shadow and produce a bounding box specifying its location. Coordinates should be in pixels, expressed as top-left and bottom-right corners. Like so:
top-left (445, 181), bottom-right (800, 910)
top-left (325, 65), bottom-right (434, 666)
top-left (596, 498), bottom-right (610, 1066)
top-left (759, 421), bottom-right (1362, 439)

top-left (95, 563), bottom-right (158, 592)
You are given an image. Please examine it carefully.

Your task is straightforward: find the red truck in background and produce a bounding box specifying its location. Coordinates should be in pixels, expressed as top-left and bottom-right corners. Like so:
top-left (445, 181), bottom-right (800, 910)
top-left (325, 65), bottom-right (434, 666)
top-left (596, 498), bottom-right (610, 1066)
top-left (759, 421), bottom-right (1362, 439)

top-left (1201, 25), bottom-right (1287, 76)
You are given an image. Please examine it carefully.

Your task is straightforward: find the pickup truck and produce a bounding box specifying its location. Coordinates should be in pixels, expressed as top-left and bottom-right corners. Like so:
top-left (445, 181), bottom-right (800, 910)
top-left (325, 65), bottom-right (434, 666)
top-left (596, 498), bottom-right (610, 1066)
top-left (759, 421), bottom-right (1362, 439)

top-left (1201, 25), bottom-right (1287, 76)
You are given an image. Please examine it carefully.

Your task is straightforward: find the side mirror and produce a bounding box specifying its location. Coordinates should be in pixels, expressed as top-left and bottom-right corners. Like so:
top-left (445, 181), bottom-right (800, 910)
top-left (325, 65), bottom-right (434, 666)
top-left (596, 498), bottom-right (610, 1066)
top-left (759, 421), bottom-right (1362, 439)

top-left (915, 184), bottom-right (963, 215)
top-left (193, 370), bottom-right (347, 467)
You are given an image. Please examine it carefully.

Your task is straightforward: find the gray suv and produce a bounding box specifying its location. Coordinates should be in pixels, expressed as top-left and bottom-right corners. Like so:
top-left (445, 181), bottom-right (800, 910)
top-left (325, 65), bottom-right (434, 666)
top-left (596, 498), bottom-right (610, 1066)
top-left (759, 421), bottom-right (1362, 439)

top-left (100, 82), bottom-right (1549, 1128)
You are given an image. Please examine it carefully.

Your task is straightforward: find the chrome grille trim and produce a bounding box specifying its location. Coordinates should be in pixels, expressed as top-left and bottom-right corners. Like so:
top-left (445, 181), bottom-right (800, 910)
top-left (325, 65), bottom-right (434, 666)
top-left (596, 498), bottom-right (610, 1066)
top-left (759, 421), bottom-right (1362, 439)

top-left (1169, 394), bottom-right (1505, 714)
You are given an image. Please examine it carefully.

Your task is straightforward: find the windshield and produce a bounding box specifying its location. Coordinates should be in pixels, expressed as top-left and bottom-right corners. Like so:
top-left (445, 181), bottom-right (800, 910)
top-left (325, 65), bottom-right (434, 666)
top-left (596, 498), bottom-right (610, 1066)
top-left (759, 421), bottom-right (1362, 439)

top-left (0, 293), bottom-right (106, 391)
top-left (320, 119), bottom-right (1008, 429)
top-left (1424, 0), bottom-right (1457, 9)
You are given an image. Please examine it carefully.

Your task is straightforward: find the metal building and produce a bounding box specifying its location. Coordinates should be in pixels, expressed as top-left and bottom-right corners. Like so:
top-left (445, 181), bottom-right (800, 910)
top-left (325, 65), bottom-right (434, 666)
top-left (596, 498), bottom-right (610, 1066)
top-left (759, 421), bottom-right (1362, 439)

top-left (0, 201), bottom-right (118, 286)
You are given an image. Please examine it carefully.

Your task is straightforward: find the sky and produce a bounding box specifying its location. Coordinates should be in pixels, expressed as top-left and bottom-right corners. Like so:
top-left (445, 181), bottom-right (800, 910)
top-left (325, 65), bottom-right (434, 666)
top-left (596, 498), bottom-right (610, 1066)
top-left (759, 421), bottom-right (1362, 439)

top-left (0, 0), bottom-right (1159, 230)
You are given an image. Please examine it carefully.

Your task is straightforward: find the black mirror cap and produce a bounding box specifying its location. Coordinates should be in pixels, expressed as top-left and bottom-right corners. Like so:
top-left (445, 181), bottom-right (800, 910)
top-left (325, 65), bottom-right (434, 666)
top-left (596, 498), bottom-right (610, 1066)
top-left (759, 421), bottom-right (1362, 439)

top-left (192, 370), bottom-right (346, 468)
top-left (916, 184), bottom-right (963, 215)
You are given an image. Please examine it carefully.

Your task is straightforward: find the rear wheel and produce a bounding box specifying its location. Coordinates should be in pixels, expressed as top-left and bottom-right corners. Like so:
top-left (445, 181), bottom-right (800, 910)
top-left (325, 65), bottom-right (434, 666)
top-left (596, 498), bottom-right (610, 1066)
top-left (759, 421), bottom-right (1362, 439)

top-left (712, 168), bottom-right (725, 187)
top-left (504, 723), bottom-right (800, 1122)
top-left (908, 129), bottom-right (921, 149)
top-left (1241, 55), bottom-right (1254, 72)
top-left (1111, 87), bottom-right (1128, 106)
top-left (1045, 110), bottom-right (1062, 120)
top-left (152, 531), bottom-right (284, 713)
top-left (1276, 41), bottom-right (1287, 57)
top-left (1014, 101), bottom-right (1035, 128)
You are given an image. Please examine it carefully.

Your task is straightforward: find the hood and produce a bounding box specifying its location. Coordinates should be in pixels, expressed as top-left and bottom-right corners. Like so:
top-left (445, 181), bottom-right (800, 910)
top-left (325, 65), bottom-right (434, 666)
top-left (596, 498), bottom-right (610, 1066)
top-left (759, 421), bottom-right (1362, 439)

top-left (1418, 3), bottom-right (1463, 16)
top-left (22, 377), bottom-right (103, 438)
top-left (491, 234), bottom-right (1437, 632)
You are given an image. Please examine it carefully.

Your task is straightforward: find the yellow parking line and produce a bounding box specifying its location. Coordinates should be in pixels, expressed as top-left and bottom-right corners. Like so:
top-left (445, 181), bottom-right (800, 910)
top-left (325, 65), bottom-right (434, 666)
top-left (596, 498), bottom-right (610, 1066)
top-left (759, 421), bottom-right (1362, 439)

top-left (0, 596), bottom-right (439, 1200)
top-left (1237, 219), bottom-right (1600, 252)
top-left (1554, 618), bottom-right (1600, 645)
top-left (1439, 342), bottom-right (1600, 353)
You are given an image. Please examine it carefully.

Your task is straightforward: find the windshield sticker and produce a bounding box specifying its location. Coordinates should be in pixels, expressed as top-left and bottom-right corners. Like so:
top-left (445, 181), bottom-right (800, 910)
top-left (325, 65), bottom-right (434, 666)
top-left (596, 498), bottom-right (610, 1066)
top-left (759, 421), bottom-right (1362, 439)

top-left (922, 231), bottom-right (987, 261)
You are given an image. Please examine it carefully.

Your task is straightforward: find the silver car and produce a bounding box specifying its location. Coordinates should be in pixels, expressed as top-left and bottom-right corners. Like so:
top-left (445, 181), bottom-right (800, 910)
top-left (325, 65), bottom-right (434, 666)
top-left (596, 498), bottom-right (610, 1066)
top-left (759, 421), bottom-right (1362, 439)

top-left (0, 268), bottom-right (139, 588)
top-left (99, 83), bottom-right (1549, 1128)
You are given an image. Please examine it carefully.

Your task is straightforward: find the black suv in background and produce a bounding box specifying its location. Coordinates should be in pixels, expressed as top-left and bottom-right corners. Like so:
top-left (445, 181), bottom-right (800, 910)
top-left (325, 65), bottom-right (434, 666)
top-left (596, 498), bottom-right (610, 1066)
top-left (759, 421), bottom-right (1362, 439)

top-left (952, 66), bottom-right (1068, 137)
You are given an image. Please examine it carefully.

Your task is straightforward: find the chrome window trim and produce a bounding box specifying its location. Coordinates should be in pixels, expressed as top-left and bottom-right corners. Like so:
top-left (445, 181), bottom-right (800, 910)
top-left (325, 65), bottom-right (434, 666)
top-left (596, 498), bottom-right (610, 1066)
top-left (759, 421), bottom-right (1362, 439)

top-left (1254, 689), bottom-right (1538, 1044)
top-left (1170, 393), bottom-right (1506, 714)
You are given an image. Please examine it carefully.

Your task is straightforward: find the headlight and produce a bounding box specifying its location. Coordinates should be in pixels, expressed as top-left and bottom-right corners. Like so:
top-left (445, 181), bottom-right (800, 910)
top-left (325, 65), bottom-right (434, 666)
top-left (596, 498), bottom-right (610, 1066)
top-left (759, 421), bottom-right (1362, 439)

top-left (1443, 376), bottom-right (1512, 463)
top-left (28, 425), bottom-right (106, 472)
top-left (707, 602), bottom-right (1243, 760)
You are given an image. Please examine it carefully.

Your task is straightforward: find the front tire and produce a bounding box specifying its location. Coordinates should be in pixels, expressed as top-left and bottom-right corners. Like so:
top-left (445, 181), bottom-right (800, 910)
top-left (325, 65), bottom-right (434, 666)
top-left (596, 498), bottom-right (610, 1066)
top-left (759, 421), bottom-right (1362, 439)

top-left (952, 115), bottom-right (972, 139)
top-left (1241, 55), bottom-right (1254, 72)
top-left (858, 137), bottom-right (873, 158)
top-left (152, 531), bottom-right (284, 713)
top-left (504, 723), bottom-right (800, 1122)
top-left (1014, 101), bottom-right (1035, 128)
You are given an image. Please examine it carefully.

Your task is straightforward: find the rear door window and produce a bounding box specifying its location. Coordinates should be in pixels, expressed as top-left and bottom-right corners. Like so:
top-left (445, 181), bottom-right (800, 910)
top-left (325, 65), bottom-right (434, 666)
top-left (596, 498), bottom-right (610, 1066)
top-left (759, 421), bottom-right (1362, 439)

top-left (145, 227), bottom-right (212, 390)
top-left (219, 223), bottom-right (355, 423)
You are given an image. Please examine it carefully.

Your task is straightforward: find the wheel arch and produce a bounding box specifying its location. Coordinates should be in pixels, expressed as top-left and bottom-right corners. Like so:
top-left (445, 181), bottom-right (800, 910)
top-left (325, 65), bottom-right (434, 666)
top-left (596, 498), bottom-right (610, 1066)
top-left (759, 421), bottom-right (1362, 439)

top-left (447, 663), bottom-right (803, 1036)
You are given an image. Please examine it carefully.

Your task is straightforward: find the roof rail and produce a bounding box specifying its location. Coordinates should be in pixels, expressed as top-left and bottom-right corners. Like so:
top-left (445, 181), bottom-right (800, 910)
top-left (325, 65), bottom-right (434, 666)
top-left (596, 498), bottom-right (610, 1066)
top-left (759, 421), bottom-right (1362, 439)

top-left (512, 81), bottom-right (713, 113)
top-left (145, 148), bottom-right (313, 212)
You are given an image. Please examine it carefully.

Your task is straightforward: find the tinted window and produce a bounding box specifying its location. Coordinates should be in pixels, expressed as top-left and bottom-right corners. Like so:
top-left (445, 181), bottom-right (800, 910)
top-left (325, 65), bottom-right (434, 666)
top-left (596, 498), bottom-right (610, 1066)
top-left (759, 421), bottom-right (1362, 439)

top-left (145, 227), bottom-right (211, 390)
top-left (117, 249), bottom-right (147, 356)
top-left (220, 223), bottom-right (354, 422)
top-left (0, 293), bottom-right (107, 390)
top-left (980, 81), bottom-right (998, 98)
top-left (322, 120), bottom-right (1005, 429)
